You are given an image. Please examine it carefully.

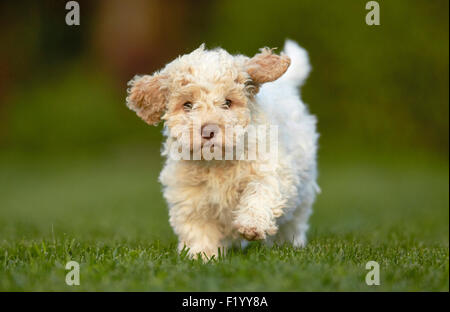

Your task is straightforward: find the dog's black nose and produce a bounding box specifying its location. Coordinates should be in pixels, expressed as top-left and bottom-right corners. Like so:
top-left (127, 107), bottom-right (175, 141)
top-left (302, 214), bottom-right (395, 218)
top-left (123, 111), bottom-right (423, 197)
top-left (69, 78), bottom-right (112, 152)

top-left (201, 124), bottom-right (218, 140)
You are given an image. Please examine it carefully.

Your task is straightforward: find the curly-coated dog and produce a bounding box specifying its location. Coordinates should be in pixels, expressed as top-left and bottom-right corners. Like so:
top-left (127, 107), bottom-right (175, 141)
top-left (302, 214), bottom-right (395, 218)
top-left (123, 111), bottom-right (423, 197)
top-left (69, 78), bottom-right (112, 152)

top-left (127, 40), bottom-right (319, 260)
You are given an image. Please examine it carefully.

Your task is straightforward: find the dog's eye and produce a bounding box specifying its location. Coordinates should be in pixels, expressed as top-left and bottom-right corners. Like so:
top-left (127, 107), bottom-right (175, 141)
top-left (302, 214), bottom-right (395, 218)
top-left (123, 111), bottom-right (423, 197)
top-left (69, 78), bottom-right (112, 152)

top-left (183, 102), bottom-right (193, 110)
top-left (222, 99), bottom-right (232, 109)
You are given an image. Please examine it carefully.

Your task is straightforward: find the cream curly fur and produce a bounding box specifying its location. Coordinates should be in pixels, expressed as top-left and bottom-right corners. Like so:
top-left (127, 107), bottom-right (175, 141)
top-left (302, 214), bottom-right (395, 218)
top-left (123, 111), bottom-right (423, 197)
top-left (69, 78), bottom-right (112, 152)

top-left (127, 40), bottom-right (319, 260)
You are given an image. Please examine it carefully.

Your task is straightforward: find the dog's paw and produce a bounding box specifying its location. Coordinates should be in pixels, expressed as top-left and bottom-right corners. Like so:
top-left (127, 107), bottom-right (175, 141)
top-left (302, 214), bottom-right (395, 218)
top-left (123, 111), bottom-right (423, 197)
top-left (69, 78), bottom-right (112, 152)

top-left (233, 219), bottom-right (278, 241)
top-left (188, 249), bottom-right (217, 261)
top-left (237, 225), bottom-right (265, 241)
top-left (179, 243), bottom-right (224, 262)
top-left (292, 232), bottom-right (307, 248)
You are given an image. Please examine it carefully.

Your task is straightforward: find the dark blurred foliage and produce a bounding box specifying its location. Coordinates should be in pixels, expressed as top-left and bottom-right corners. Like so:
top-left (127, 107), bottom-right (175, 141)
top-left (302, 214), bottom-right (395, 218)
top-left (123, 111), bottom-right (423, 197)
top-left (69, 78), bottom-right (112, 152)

top-left (0, 0), bottom-right (448, 157)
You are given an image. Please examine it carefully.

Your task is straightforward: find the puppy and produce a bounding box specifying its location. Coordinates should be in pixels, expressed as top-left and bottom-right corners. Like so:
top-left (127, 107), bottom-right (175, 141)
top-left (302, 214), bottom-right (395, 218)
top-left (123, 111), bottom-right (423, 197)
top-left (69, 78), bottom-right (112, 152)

top-left (127, 40), bottom-right (319, 260)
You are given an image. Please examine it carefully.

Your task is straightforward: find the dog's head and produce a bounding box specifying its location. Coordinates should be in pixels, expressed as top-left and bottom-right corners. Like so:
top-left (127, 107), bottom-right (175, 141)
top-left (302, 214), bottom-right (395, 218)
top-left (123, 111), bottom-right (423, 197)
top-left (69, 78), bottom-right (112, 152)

top-left (126, 44), bottom-right (290, 156)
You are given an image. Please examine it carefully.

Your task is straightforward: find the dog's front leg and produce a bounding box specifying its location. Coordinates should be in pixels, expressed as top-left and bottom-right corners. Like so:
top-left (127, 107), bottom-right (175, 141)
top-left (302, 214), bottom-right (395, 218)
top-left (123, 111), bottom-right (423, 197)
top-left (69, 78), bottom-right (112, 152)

top-left (232, 177), bottom-right (284, 241)
top-left (169, 206), bottom-right (225, 260)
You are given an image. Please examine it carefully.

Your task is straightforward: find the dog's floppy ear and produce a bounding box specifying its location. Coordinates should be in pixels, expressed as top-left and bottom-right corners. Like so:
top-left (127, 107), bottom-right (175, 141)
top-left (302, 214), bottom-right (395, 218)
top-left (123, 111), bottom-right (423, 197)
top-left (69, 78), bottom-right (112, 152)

top-left (245, 48), bottom-right (291, 84)
top-left (126, 74), bottom-right (168, 125)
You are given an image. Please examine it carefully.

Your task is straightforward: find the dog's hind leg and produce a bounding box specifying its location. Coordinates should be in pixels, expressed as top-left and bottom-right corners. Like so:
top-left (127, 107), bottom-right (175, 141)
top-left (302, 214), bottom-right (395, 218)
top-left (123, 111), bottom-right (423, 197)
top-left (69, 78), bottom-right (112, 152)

top-left (268, 202), bottom-right (312, 248)
top-left (269, 182), bottom-right (316, 248)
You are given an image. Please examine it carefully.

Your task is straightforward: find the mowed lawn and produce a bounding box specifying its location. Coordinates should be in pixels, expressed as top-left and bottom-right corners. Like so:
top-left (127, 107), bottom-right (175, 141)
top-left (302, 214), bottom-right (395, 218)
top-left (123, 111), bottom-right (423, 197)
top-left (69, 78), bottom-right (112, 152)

top-left (0, 147), bottom-right (448, 291)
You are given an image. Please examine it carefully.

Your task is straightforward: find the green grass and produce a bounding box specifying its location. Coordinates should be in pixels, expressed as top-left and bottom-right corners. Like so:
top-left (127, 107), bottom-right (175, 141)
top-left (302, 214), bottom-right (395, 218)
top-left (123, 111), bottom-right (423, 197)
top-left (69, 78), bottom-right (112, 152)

top-left (0, 147), bottom-right (448, 291)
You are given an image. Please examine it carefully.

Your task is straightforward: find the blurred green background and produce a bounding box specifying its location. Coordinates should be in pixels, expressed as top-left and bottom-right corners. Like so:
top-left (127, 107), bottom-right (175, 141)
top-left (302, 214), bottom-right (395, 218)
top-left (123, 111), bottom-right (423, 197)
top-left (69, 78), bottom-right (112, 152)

top-left (0, 0), bottom-right (448, 291)
top-left (0, 0), bottom-right (448, 155)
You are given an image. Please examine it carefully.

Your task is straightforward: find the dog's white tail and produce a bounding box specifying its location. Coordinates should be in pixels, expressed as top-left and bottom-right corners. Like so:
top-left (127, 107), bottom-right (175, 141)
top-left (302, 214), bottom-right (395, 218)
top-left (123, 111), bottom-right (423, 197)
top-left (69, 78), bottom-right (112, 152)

top-left (279, 39), bottom-right (311, 87)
